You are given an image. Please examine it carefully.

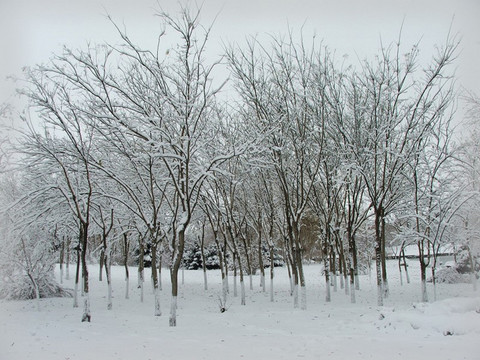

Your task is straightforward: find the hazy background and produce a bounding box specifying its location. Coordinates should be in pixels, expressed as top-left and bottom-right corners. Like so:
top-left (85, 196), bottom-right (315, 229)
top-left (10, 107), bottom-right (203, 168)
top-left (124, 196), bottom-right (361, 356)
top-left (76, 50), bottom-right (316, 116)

top-left (1, 0), bottom-right (479, 124)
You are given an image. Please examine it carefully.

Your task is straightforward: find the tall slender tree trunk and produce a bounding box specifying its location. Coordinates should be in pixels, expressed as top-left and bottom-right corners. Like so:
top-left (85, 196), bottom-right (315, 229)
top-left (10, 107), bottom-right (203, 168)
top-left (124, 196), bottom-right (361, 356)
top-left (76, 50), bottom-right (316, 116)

top-left (330, 245), bottom-right (337, 292)
top-left (151, 241), bottom-right (161, 316)
top-left (80, 223), bottom-right (91, 322)
top-left (99, 249), bottom-right (104, 282)
top-left (59, 239), bottom-right (65, 284)
top-left (291, 244), bottom-right (299, 308)
top-left (123, 233), bottom-right (130, 299)
top-left (322, 229), bottom-right (331, 302)
top-left (232, 252), bottom-right (238, 297)
top-left (200, 230), bottom-right (208, 291)
top-left (158, 246), bottom-right (163, 291)
top-left (241, 235), bottom-right (253, 290)
top-left (380, 215), bottom-right (389, 298)
top-left (348, 229), bottom-right (356, 303)
top-left (374, 209), bottom-right (384, 306)
top-left (258, 230), bottom-right (265, 291)
top-left (73, 246), bottom-right (80, 308)
top-left (294, 234), bottom-right (307, 310)
top-left (65, 237), bottom-right (71, 280)
top-left (467, 246), bottom-right (478, 292)
top-left (240, 264), bottom-right (246, 306)
top-left (105, 251), bottom-right (113, 310)
top-left (418, 238), bottom-right (430, 303)
top-left (269, 244), bottom-right (275, 302)
top-left (138, 240), bottom-right (145, 303)
top-left (223, 242), bottom-right (229, 295)
top-left (284, 244), bottom-right (294, 296)
top-left (170, 225), bottom-right (186, 327)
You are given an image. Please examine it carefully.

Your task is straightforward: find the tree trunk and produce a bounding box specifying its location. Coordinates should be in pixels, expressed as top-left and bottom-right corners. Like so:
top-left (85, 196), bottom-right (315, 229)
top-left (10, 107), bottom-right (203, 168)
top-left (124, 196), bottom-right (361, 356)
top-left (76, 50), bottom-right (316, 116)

top-left (467, 246), bottom-right (478, 292)
top-left (347, 229), bottom-right (356, 303)
top-left (269, 244), bottom-right (275, 302)
top-left (105, 252), bottom-right (113, 310)
top-left (352, 235), bottom-right (360, 291)
top-left (294, 237), bottom-right (306, 310)
top-left (241, 234), bottom-right (253, 290)
top-left (330, 245), bottom-right (337, 292)
top-left (65, 237), bottom-right (70, 280)
top-left (380, 215), bottom-right (389, 298)
top-left (233, 252), bottom-right (238, 297)
top-left (73, 247), bottom-right (80, 308)
top-left (214, 230), bottom-right (227, 304)
top-left (159, 248), bottom-right (163, 291)
top-left (99, 249), bottom-right (104, 282)
top-left (240, 269), bottom-right (246, 306)
top-left (223, 243), bottom-right (229, 296)
top-left (284, 244), bottom-right (294, 296)
top-left (350, 267), bottom-right (356, 303)
top-left (169, 226), bottom-right (186, 327)
top-left (123, 233), bottom-right (130, 299)
top-left (27, 271), bottom-right (41, 311)
top-left (200, 231), bottom-right (208, 291)
top-left (399, 253), bottom-right (404, 286)
top-left (420, 260), bottom-right (428, 302)
top-left (323, 232), bottom-right (331, 302)
top-left (59, 240), bottom-right (65, 285)
top-left (151, 241), bottom-right (161, 316)
top-left (138, 240), bottom-right (145, 303)
top-left (374, 209), bottom-right (384, 306)
top-left (80, 223), bottom-right (91, 322)
top-left (258, 233), bottom-right (265, 291)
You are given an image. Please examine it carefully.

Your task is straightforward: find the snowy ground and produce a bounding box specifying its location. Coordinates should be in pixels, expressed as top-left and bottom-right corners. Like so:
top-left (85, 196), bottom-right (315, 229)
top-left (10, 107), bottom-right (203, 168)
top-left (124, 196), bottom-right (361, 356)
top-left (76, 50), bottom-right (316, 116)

top-left (1, 260), bottom-right (479, 360)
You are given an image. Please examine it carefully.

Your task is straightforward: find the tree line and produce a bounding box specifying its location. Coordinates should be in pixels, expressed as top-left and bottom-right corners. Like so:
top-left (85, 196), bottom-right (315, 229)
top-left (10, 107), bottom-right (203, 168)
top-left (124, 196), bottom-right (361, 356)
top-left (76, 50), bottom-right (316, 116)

top-left (1, 6), bottom-right (478, 326)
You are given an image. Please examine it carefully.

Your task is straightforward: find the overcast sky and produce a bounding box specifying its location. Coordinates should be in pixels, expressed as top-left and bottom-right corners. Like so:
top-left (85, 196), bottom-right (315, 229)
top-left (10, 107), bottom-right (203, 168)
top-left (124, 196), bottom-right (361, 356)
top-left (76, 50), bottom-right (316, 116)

top-left (1, 0), bottom-right (479, 118)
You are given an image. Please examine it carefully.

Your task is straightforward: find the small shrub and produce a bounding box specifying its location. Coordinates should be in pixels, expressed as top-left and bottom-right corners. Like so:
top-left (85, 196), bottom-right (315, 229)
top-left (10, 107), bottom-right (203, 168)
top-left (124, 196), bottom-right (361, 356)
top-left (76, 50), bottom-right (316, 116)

top-left (0, 271), bottom-right (72, 300)
top-left (431, 267), bottom-right (472, 284)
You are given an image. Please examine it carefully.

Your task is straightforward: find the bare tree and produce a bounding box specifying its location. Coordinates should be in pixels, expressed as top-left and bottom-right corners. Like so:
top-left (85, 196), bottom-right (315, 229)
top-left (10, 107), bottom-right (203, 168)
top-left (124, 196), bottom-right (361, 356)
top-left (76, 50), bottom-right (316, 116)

top-left (227, 32), bottom-right (327, 310)
top-left (352, 35), bottom-right (458, 305)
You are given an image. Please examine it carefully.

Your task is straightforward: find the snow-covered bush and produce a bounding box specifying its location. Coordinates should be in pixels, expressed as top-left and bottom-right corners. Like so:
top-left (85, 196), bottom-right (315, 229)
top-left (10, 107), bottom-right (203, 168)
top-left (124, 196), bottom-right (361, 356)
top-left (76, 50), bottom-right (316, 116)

top-left (181, 242), bottom-right (224, 270)
top-left (0, 270), bottom-right (72, 300)
top-left (455, 245), bottom-right (480, 274)
top-left (182, 242), bottom-right (203, 270)
top-left (133, 242), bottom-right (153, 267)
top-left (262, 245), bottom-right (285, 268)
top-left (431, 267), bottom-right (473, 284)
top-left (0, 231), bottom-right (73, 300)
top-left (204, 244), bottom-right (223, 270)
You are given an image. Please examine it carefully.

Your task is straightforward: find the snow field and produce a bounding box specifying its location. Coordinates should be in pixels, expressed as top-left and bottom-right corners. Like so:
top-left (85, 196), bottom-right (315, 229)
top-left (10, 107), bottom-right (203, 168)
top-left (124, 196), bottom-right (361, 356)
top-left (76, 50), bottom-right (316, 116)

top-left (0, 260), bottom-right (479, 360)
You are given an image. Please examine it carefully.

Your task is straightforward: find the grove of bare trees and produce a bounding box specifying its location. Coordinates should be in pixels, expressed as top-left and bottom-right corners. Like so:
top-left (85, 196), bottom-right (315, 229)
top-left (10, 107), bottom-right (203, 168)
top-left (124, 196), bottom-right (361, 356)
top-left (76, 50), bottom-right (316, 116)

top-left (1, 6), bottom-right (478, 326)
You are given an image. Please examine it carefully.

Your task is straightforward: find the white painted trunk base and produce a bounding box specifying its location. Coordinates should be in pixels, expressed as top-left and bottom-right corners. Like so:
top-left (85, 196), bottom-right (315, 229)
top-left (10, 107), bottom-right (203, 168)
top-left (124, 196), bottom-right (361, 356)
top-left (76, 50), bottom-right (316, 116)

top-left (350, 282), bottom-right (356, 303)
top-left (82, 295), bottom-right (91, 322)
top-left (65, 264), bottom-right (70, 280)
top-left (169, 296), bottom-right (177, 327)
top-left (234, 274), bottom-right (238, 297)
top-left (107, 280), bottom-right (113, 310)
top-left (300, 285), bottom-right (306, 310)
top-left (154, 287), bottom-right (161, 316)
top-left (73, 282), bottom-right (79, 308)
top-left (270, 278), bottom-right (274, 302)
top-left (293, 284), bottom-right (299, 308)
top-left (240, 280), bottom-right (246, 305)
top-left (325, 276), bottom-right (331, 303)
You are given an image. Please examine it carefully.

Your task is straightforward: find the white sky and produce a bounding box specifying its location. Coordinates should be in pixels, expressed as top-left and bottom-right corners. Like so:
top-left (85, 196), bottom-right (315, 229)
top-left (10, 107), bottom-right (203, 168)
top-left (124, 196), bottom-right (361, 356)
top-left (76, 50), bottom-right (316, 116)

top-left (1, 0), bottom-right (479, 120)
